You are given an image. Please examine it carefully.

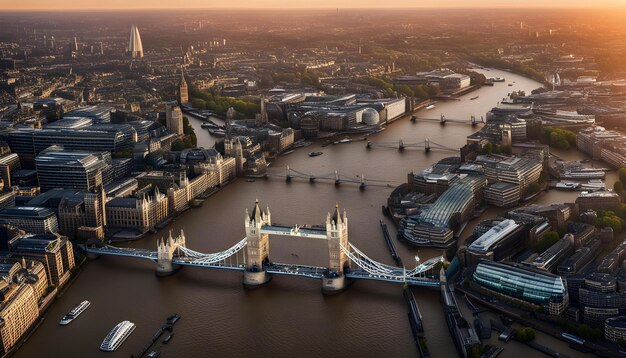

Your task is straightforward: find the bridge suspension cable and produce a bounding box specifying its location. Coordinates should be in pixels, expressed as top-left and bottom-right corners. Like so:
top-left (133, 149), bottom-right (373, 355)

top-left (341, 242), bottom-right (444, 282)
top-left (177, 237), bottom-right (248, 264)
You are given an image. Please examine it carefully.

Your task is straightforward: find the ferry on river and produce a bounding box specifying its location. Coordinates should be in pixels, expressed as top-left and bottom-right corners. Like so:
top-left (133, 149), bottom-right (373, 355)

top-left (426, 104), bottom-right (436, 110)
top-left (100, 321), bottom-right (136, 352)
top-left (334, 138), bottom-right (352, 144)
top-left (59, 300), bottom-right (91, 325)
top-left (470, 96), bottom-right (479, 100)
top-left (208, 128), bottom-right (226, 137)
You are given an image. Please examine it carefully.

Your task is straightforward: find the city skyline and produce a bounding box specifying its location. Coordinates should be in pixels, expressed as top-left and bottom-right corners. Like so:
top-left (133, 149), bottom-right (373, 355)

top-left (2, 0), bottom-right (626, 10)
top-left (2, 6), bottom-right (626, 358)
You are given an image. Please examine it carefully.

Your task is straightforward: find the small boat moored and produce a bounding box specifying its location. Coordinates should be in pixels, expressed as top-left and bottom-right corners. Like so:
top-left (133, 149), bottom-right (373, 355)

top-left (426, 104), bottom-right (436, 110)
top-left (100, 321), bottom-right (136, 352)
top-left (308, 151), bottom-right (323, 157)
top-left (59, 300), bottom-right (91, 325)
top-left (470, 96), bottom-right (479, 100)
top-left (208, 129), bottom-right (226, 137)
top-left (163, 333), bottom-right (174, 344)
top-left (167, 313), bottom-right (181, 325)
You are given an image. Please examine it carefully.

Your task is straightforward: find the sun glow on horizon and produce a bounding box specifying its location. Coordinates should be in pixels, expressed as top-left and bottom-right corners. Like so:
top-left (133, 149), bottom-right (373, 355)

top-left (2, 0), bottom-right (626, 10)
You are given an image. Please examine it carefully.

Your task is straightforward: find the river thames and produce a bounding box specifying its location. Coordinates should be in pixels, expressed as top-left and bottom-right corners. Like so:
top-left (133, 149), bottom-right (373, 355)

top-left (16, 69), bottom-right (603, 357)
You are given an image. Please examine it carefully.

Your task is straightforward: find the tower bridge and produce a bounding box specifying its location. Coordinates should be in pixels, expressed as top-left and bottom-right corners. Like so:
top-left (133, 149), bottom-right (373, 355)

top-left (82, 200), bottom-right (443, 294)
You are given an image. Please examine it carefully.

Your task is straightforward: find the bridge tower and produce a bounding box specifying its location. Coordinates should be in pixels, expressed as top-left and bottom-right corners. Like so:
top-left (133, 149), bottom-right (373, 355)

top-left (322, 205), bottom-right (351, 294)
top-left (440, 114), bottom-right (446, 125)
top-left (156, 230), bottom-right (186, 276)
top-left (243, 199), bottom-right (272, 287)
top-left (334, 171), bottom-right (340, 186)
top-left (286, 165), bottom-right (292, 182)
top-left (425, 138), bottom-right (430, 153)
top-left (399, 138), bottom-right (404, 151)
top-left (471, 115), bottom-right (477, 127)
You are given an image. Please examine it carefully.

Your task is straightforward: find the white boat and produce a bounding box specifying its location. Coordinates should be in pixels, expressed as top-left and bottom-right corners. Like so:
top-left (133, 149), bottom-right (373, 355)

top-left (59, 300), bottom-right (91, 325)
top-left (100, 321), bottom-right (136, 352)
top-left (426, 104), bottom-right (435, 110)
top-left (581, 179), bottom-right (606, 191)
top-left (334, 138), bottom-right (352, 144)
top-left (556, 182), bottom-right (580, 190)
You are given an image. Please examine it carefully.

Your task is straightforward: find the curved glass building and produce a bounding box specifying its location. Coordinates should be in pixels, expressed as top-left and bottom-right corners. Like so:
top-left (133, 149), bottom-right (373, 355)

top-left (128, 24), bottom-right (143, 59)
top-left (473, 261), bottom-right (568, 315)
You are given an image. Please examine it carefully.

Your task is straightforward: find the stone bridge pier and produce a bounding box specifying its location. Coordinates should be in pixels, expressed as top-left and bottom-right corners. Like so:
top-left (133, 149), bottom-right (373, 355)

top-left (322, 205), bottom-right (352, 294)
top-left (156, 230), bottom-right (186, 276)
top-left (243, 200), bottom-right (272, 287)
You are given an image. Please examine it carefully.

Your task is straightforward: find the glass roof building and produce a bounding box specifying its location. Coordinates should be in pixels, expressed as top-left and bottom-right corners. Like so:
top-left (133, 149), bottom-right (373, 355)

top-left (473, 261), bottom-right (569, 315)
top-left (399, 176), bottom-right (486, 248)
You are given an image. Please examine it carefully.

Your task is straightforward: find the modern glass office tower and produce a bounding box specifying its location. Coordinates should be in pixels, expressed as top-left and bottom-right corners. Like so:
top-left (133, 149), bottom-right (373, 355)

top-left (35, 146), bottom-right (112, 192)
top-left (473, 260), bottom-right (569, 315)
top-left (128, 24), bottom-right (144, 59)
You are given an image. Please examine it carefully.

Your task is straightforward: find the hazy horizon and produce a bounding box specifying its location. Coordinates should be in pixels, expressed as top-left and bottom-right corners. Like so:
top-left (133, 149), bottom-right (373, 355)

top-left (2, 0), bottom-right (626, 11)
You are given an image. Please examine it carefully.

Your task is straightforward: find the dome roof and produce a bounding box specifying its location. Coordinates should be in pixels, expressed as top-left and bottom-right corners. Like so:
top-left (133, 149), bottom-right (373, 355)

top-left (361, 108), bottom-right (380, 125)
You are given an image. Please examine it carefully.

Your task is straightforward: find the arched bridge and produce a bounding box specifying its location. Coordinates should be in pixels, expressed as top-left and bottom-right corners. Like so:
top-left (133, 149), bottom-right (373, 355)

top-left (82, 201), bottom-right (444, 293)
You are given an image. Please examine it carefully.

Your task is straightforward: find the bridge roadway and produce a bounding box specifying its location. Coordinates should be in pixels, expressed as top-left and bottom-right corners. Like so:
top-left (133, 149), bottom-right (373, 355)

top-left (82, 242), bottom-right (442, 288)
top-left (260, 224), bottom-right (327, 239)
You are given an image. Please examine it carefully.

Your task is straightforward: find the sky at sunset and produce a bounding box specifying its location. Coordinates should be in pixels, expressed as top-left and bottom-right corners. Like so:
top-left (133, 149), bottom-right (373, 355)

top-left (2, 0), bottom-right (626, 10)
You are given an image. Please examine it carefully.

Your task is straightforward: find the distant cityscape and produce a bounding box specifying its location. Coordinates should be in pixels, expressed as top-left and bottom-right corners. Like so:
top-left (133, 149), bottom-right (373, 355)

top-left (0, 7), bottom-right (625, 358)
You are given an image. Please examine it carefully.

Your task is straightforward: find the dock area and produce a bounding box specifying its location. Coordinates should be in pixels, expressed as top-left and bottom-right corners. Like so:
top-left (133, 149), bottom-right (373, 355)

top-left (403, 287), bottom-right (430, 358)
top-left (380, 221), bottom-right (403, 267)
top-left (133, 314), bottom-right (181, 358)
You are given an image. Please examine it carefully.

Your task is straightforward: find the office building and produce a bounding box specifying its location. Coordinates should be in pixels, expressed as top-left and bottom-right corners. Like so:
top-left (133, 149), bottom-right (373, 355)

top-left (576, 126), bottom-right (625, 160)
top-left (0, 259), bottom-right (48, 303)
top-left (399, 176), bottom-right (486, 248)
top-left (35, 146), bottom-right (112, 192)
top-left (557, 239), bottom-right (600, 275)
top-left (0, 278), bottom-right (39, 354)
top-left (166, 103), bottom-right (184, 136)
top-left (461, 219), bottom-right (526, 266)
top-left (530, 234), bottom-right (575, 273)
top-left (0, 151), bottom-right (20, 188)
top-left (407, 157), bottom-right (461, 196)
top-left (393, 69), bottom-right (471, 91)
top-left (472, 261), bottom-right (569, 315)
top-left (484, 181), bottom-right (519, 207)
top-left (575, 190), bottom-right (621, 212)
top-left (605, 316), bottom-right (626, 343)
top-left (475, 155), bottom-right (543, 196)
top-left (0, 207), bottom-right (58, 235)
top-left (7, 125), bottom-right (135, 162)
top-left (8, 233), bottom-right (75, 287)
